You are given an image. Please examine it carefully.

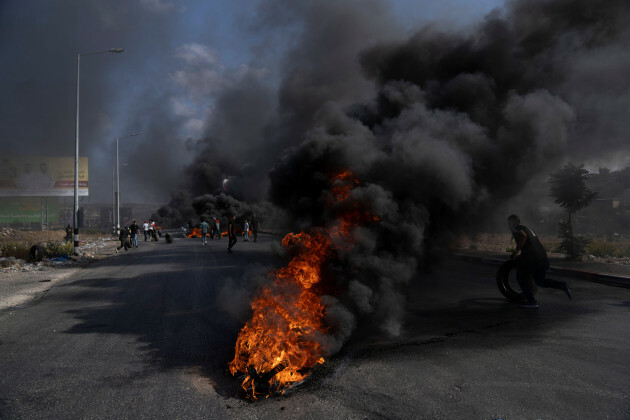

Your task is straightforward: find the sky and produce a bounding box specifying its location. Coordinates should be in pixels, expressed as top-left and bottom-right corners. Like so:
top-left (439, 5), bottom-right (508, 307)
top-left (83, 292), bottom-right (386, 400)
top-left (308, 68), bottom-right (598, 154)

top-left (0, 0), bottom-right (505, 205)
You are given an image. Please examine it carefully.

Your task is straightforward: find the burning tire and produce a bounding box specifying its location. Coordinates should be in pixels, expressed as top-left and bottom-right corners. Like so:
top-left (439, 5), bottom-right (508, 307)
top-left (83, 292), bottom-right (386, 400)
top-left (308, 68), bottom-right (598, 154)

top-left (29, 244), bottom-right (44, 262)
top-left (496, 259), bottom-right (526, 302)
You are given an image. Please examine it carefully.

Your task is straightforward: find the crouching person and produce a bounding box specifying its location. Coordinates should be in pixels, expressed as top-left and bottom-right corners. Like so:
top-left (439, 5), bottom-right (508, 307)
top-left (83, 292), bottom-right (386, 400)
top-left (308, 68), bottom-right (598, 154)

top-left (116, 227), bottom-right (130, 253)
top-left (508, 214), bottom-right (572, 308)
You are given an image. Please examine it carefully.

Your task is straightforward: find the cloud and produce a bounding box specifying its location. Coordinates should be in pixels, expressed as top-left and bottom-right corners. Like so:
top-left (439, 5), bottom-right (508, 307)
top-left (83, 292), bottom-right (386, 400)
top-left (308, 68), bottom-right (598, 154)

top-left (175, 43), bottom-right (221, 66)
top-left (139, 0), bottom-right (176, 13)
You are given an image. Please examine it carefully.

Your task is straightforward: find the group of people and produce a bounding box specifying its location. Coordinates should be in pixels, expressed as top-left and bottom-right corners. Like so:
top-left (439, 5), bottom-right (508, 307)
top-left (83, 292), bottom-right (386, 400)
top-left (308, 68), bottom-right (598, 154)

top-left (116, 219), bottom-right (159, 252)
top-left (198, 217), bottom-right (222, 245)
top-left (198, 216), bottom-right (260, 254)
top-left (142, 220), bottom-right (159, 242)
top-left (106, 211), bottom-right (572, 308)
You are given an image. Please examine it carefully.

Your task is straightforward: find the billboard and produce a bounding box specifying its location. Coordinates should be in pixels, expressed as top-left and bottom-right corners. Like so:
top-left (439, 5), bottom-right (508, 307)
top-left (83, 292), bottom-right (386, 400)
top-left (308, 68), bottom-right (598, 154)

top-left (0, 156), bottom-right (88, 197)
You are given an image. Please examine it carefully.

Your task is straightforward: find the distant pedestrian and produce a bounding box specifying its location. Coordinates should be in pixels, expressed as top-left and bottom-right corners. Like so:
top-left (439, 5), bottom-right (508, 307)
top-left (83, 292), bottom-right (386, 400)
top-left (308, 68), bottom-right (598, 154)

top-left (211, 217), bottom-right (221, 239)
top-left (228, 215), bottom-right (237, 254)
top-left (200, 218), bottom-right (209, 245)
top-left (243, 219), bottom-right (249, 241)
top-left (129, 221), bottom-right (140, 248)
top-left (252, 217), bottom-right (260, 242)
top-left (149, 220), bottom-right (157, 241)
top-left (116, 227), bottom-right (130, 252)
top-left (508, 214), bottom-right (572, 308)
top-left (65, 224), bottom-right (73, 244)
top-left (143, 220), bottom-right (149, 242)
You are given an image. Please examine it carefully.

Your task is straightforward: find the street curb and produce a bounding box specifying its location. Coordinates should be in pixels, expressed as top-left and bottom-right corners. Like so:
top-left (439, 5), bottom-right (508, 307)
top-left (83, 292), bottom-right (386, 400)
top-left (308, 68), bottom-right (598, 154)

top-left (452, 253), bottom-right (630, 289)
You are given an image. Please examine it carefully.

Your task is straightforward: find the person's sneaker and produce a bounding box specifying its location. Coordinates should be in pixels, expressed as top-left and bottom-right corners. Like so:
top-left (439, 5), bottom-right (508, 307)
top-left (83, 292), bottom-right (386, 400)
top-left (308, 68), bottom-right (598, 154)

top-left (520, 301), bottom-right (539, 308)
top-left (564, 282), bottom-right (573, 300)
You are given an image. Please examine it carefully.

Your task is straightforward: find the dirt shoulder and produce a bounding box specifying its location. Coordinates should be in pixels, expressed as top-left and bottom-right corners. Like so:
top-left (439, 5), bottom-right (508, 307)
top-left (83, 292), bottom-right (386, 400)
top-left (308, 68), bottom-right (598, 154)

top-left (0, 230), bottom-right (118, 312)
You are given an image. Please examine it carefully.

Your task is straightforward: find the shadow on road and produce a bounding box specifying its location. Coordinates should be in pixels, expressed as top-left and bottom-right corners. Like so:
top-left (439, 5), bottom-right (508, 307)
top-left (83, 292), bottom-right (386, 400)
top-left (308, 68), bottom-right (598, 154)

top-left (55, 247), bottom-right (590, 401)
top-left (57, 240), bottom-right (274, 399)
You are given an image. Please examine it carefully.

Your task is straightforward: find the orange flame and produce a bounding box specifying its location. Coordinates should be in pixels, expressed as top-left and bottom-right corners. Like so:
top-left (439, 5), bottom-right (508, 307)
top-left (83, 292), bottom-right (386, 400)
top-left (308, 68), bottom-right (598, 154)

top-left (187, 227), bottom-right (208, 238)
top-left (228, 170), bottom-right (376, 399)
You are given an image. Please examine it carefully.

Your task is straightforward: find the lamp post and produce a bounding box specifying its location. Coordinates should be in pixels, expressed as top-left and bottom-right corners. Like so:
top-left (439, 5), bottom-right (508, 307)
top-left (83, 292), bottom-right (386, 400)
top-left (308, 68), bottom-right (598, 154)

top-left (74, 48), bottom-right (124, 255)
top-left (116, 133), bottom-right (139, 235)
top-left (112, 166), bottom-right (116, 236)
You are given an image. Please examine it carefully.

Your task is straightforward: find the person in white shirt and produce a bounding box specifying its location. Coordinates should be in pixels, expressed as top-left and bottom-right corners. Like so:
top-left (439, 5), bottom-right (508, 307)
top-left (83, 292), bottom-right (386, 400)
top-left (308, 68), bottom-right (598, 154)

top-left (143, 221), bottom-right (150, 242)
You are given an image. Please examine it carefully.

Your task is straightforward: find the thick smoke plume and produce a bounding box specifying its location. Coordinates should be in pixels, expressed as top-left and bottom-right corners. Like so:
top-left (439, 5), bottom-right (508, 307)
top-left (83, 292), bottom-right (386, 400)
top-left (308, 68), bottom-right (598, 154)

top-left (262, 0), bottom-right (630, 352)
top-left (158, 0), bottom-right (629, 356)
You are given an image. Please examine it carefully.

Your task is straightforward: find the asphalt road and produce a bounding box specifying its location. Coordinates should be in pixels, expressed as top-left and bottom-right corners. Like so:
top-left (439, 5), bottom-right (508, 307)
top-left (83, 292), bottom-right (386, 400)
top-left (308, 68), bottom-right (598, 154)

top-left (1, 233), bottom-right (629, 419)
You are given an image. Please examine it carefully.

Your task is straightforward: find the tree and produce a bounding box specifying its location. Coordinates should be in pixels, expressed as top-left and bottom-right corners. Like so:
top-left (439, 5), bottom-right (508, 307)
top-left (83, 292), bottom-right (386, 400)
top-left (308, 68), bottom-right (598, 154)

top-left (549, 163), bottom-right (598, 261)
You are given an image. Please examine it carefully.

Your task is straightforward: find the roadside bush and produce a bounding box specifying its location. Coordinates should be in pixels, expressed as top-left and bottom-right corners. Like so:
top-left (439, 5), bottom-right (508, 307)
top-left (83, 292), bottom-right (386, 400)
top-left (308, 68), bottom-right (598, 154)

top-left (0, 242), bottom-right (31, 260)
top-left (43, 241), bottom-right (73, 257)
top-left (587, 240), bottom-right (621, 258)
top-left (544, 240), bottom-right (561, 253)
top-left (617, 245), bottom-right (630, 258)
top-left (0, 240), bottom-right (72, 260)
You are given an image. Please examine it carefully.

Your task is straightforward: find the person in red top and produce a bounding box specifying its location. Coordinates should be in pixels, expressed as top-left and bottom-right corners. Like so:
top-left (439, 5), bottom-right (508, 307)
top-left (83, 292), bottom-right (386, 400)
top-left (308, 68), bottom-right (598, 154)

top-left (508, 214), bottom-right (572, 308)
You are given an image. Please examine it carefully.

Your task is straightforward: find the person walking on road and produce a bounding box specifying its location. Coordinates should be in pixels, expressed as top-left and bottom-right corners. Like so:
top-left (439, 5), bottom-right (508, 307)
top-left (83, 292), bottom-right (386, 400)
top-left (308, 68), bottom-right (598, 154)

top-left (508, 214), bottom-right (572, 308)
top-left (243, 219), bottom-right (249, 241)
top-left (149, 220), bottom-right (157, 241)
top-left (129, 221), bottom-right (140, 248)
top-left (116, 227), bottom-right (130, 252)
top-left (200, 218), bottom-right (209, 245)
top-left (143, 220), bottom-right (149, 242)
top-left (210, 216), bottom-right (219, 239)
top-left (228, 215), bottom-right (237, 253)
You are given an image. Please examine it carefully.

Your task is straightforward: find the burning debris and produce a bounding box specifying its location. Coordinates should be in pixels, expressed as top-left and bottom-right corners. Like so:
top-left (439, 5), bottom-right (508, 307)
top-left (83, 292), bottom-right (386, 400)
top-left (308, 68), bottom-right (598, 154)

top-left (228, 172), bottom-right (378, 399)
top-left (187, 227), bottom-right (208, 238)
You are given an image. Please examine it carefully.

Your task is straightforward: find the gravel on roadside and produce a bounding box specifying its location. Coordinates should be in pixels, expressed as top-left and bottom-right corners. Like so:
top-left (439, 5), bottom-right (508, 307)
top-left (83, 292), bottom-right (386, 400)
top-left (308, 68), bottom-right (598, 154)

top-left (0, 236), bottom-right (119, 312)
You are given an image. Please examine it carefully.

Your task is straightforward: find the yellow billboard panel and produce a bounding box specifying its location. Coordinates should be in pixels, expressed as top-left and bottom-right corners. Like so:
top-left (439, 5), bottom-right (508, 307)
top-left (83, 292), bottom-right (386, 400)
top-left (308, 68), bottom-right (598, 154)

top-left (0, 156), bottom-right (88, 197)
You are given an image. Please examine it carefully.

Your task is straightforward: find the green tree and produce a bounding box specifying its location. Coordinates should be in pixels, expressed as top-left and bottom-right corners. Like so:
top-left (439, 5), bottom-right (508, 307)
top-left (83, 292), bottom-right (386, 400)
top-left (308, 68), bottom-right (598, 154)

top-left (549, 163), bottom-right (598, 261)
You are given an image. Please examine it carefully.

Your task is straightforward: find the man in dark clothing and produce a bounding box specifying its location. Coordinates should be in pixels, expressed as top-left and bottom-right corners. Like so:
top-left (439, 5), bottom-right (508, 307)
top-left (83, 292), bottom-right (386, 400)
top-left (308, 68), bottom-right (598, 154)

top-left (65, 224), bottom-right (73, 244)
top-left (129, 221), bottom-right (140, 248)
top-left (508, 214), bottom-right (572, 308)
top-left (227, 215), bottom-right (237, 254)
top-left (116, 227), bottom-right (130, 252)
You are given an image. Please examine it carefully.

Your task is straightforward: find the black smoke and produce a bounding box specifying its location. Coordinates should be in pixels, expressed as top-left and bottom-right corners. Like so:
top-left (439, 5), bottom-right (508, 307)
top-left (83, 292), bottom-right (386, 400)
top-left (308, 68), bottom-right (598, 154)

top-left (262, 0), bottom-right (630, 352)
top-left (131, 0), bottom-right (629, 356)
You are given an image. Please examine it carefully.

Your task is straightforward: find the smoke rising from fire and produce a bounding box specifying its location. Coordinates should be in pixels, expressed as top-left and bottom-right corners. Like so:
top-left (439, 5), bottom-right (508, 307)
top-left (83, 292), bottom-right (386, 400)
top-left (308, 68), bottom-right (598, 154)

top-left (258, 0), bottom-right (630, 353)
top-left (154, 0), bottom-right (630, 364)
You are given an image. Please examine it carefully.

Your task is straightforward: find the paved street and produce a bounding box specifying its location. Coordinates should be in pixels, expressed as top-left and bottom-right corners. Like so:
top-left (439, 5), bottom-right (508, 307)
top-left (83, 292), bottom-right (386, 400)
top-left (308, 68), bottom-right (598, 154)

top-left (1, 233), bottom-right (629, 419)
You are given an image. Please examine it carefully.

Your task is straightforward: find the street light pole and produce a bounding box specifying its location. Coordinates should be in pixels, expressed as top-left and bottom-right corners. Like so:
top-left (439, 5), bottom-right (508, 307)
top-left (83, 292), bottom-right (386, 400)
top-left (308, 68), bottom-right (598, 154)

top-left (116, 133), bottom-right (138, 235)
top-left (73, 48), bottom-right (124, 255)
top-left (112, 165), bottom-right (116, 236)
